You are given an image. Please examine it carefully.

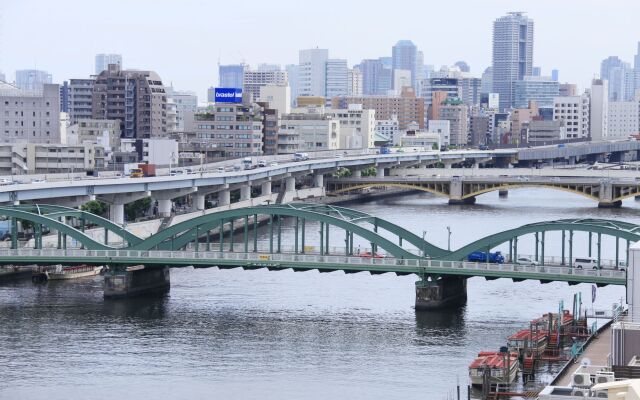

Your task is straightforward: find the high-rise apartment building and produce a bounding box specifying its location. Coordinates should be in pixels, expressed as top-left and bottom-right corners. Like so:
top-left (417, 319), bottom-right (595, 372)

top-left (325, 59), bottom-right (348, 99)
top-left (95, 54), bottom-right (122, 75)
top-left (347, 67), bottom-right (363, 96)
top-left (634, 43), bottom-right (640, 96)
top-left (589, 79), bottom-right (608, 141)
top-left (92, 64), bottom-right (168, 139)
top-left (68, 78), bottom-right (95, 124)
top-left (492, 12), bottom-right (534, 110)
top-left (243, 68), bottom-right (288, 101)
top-left (298, 48), bottom-right (329, 97)
top-left (392, 40), bottom-right (418, 91)
top-left (15, 69), bottom-right (53, 91)
top-left (0, 82), bottom-right (60, 143)
top-left (218, 64), bottom-right (246, 88)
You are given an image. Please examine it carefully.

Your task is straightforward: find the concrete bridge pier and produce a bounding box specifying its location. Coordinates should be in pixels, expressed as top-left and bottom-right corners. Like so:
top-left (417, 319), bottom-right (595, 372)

top-left (194, 193), bottom-right (206, 211)
top-left (218, 189), bottom-right (230, 206)
top-left (597, 182), bottom-right (622, 208)
top-left (153, 188), bottom-right (197, 217)
top-left (104, 266), bottom-right (170, 299)
top-left (240, 185), bottom-right (251, 201)
top-left (448, 179), bottom-right (476, 205)
top-left (415, 276), bottom-right (467, 310)
top-left (352, 169), bottom-right (362, 178)
top-left (99, 191), bottom-right (151, 225)
top-left (285, 176), bottom-right (296, 192)
top-left (376, 166), bottom-right (385, 178)
top-left (261, 181), bottom-right (272, 196)
top-left (499, 190), bottom-right (508, 198)
top-left (110, 203), bottom-right (125, 226)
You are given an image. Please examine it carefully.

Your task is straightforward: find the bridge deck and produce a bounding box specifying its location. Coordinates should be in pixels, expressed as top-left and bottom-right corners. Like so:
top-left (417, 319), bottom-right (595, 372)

top-left (0, 249), bottom-right (625, 286)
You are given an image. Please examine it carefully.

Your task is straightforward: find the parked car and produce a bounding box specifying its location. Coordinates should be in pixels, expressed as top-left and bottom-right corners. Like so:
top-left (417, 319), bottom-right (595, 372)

top-left (574, 257), bottom-right (598, 269)
top-left (515, 257), bottom-right (538, 266)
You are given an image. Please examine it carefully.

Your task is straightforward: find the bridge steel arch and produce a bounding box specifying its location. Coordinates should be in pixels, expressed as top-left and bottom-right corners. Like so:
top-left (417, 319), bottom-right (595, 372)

top-left (2, 204), bottom-right (143, 246)
top-left (0, 207), bottom-right (111, 250)
top-left (442, 219), bottom-right (640, 267)
top-left (129, 204), bottom-right (421, 259)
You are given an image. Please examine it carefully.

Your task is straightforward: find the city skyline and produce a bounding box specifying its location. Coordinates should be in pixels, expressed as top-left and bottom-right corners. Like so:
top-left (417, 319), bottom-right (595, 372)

top-left (2, 0), bottom-right (640, 101)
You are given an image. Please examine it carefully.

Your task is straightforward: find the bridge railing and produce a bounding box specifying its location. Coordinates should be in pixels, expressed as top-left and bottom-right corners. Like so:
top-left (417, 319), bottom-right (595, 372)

top-left (0, 249), bottom-right (627, 281)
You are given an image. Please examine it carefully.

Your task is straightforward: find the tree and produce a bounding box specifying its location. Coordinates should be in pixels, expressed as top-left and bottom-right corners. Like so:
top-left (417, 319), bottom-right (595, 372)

top-left (361, 167), bottom-right (377, 177)
top-left (432, 143), bottom-right (439, 150)
top-left (81, 200), bottom-right (108, 217)
top-left (125, 198), bottom-right (152, 221)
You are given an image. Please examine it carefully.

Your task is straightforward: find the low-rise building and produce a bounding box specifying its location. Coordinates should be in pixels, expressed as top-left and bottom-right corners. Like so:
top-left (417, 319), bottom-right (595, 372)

top-left (0, 142), bottom-right (105, 175)
top-left (375, 116), bottom-right (400, 145)
top-left (526, 120), bottom-right (566, 143)
top-left (278, 113), bottom-right (340, 153)
top-left (326, 104), bottom-right (376, 149)
top-left (427, 120), bottom-right (451, 147)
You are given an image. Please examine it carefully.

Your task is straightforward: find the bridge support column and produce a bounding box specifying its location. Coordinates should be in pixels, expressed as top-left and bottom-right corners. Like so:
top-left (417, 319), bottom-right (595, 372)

top-left (314, 173), bottom-right (324, 187)
top-left (352, 170), bottom-right (362, 178)
top-left (218, 189), bottom-right (230, 206)
top-left (597, 182), bottom-right (622, 208)
top-left (109, 203), bottom-right (125, 226)
top-left (598, 200), bottom-right (622, 208)
top-left (415, 276), bottom-right (467, 310)
top-left (448, 179), bottom-right (476, 205)
top-left (261, 181), bottom-right (272, 196)
top-left (157, 199), bottom-right (172, 217)
top-left (498, 190), bottom-right (508, 198)
top-left (104, 266), bottom-right (170, 299)
top-left (285, 177), bottom-right (296, 192)
top-left (240, 185), bottom-right (251, 201)
top-left (194, 193), bottom-right (206, 211)
top-left (376, 167), bottom-right (385, 178)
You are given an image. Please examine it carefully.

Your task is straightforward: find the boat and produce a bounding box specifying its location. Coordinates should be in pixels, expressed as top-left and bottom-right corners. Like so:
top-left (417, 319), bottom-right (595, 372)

top-left (469, 350), bottom-right (519, 387)
top-left (507, 329), bottom-right (548, 354)
top-left (32, 265), bottom-right (103, 282)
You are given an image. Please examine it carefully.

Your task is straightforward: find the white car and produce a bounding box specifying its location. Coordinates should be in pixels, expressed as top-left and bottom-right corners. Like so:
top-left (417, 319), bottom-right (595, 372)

top-left (216, 167), bottom-right (225, 173)
top-left (574, 257), bottom-right (598, 269)
top-left (516, 257), bottom-right (538, 266)
top-left (269, 162), bottom-right (279, 167)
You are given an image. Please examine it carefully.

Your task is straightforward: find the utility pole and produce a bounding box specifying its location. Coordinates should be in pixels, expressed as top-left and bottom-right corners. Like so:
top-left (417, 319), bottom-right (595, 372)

top-left (447, 226), bottom-right (452, 251)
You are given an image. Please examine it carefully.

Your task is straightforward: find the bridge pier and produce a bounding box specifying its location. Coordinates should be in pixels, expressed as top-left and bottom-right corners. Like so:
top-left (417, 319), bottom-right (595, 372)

top-left (104, 266), bottom-right (170, 299)
top-left (415, 276), bottom-right (467, 310)
top-left (109, 203), bottom-right (125, 225)
top-left (261, 181), bottom-right (272, 196)
top-left (498, 190), bottom-right (508, 198)
top-left (598, 200), bottom-right (622, 208)
top-left (218, 189), bottom-right (230, 206)
top-left (240, 185), bottom-right (251, 201)
top-left (448, 197), bottom-right (476, 205)
top-left (194, 193), bottom-right (206, 211)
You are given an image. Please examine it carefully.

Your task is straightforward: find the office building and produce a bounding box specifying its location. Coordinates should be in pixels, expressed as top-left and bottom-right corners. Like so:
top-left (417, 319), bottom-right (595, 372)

top-left (439, 100), bottom-right (468, 146)
top-left (392, 40), bottom-right (418, 90)
top-left (285, 64), bottom-right (299, 104)
top-left (0, 142), bottom-right (105, 174)
top-left (590, 79), bottom-right (609, 141)
top-left (532, 66), bottom-right (541, 77)
top-left (514, 76), bottom-right (560, 108)
top-left (257, 104), bottom-right (278, 155)
top-left (527, 120), bottom-right (565, 143)
top-left (91, 64), bottom-right (168, 139)
top-left (186, 102), bottom-right (264, 158)
top-left (67, 119), bottom-right (121, 156)
top-left (259, 85), bottom-right (291, 116)
top-left (360, 58), bottom-right (392, 95)
top-left (243, 68), bottom-right (288, 102)
top-left (15, 69), bottom-right (52, 91)
top-left (492, 12), bottom-right (534, 110)
top-left (393, 69), bottom-right (412, 93)
top-left (278, 113), bottom-right (339, 153)
top-left (334, 87), bottom-right (424, 129)
top-left (600, 56), bottom-right (635, 102)
top-left (428, 91), bottom-right (449, 121)
top-left (0, 72), bottom-right (5, 82)
top-left (454, 61), bottom-right (470, 73)
top-left (95, 54), bottom-right (122, 75)
top-left (559, 83), bottom-right (577, 97)
top-left (325, 59), bottom-right (348, 99)
top-left (428, 120), bottom-right (451, 147)
top-left (347, 67), bottom-right (363, 96)
top-left (608, 101), bottom-right (639, 139)
top-left (218, 64), bottom-right (245, 88)
top-left (469, 115), bottom-right (492, 145)
top-left (298, 48), bottom-right (329, 97)
top-left (59, 81), bottom-right (69, 113)
top-left (553, 95), bottom-right (590, 140)
top-left (0, 82), bottom-right (60, 144)
top-left (634, 42), bottom-right (640, 95)
top-left (481, 67), bottom-right (493, 94)
top-left (421, 78), bottom-right (461, 109)
top-left (551, 69), bottom-right (559, 82)
top-left (461, 78), bottom-right (482, 107)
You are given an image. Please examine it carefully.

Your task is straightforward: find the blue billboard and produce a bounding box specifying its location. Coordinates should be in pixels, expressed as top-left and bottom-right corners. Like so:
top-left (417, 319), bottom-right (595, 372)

top-left (214, 88), bottom-right (243, 103)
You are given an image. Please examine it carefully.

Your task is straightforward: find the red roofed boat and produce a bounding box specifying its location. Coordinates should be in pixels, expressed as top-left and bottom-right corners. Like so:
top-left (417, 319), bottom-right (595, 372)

top-left (468, 350), bottom-right (519, 387)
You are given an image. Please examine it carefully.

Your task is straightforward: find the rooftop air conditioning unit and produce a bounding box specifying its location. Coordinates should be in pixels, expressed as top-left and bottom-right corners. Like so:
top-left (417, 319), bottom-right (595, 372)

top-left (572, 372), bottom-right (592, 387)
top-left (595, 372), bottom-right (615, 384)
top-left (593, 390), bottom-right (609, 398)
top-left (571, 388), bottom-right (589, 397)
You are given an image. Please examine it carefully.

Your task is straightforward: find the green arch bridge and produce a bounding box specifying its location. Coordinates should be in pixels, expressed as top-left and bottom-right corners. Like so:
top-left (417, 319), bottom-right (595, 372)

top-left (0, 204), bottom-right (632, 309)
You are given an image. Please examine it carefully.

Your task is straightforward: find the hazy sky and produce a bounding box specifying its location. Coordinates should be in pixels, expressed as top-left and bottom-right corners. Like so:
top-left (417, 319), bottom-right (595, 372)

top-left (2, 0), bottom-right (640, 101)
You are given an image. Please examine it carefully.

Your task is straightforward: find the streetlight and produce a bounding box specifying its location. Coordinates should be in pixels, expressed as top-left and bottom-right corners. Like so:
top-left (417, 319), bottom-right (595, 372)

top-left (447, 226), bottom-right (452, 251)
top-left (422, 230), bottom-right (427, 257)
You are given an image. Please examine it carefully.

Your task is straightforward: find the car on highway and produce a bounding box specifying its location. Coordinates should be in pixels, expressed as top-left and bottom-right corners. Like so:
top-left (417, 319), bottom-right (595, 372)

top-left (257, 160), bottom-right (267, 168)
top-left (515, 257), bottom-right (538, 266)
top-left (216, 167), bottom-right (225, 173)
top-left (31, 178), bottom-right (47, 183)
top-left (357, 251), bottom-right (384, 259)
top-left (0, 178), bottom-right (14, 185)
top-left (224, 165), bottom-right (234, 172)
top-left (269, 162), bottom-right (278, 167)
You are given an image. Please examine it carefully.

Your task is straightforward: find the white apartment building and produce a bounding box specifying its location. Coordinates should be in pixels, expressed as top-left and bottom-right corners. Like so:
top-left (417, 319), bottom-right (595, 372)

top-left (298, 49), bottom-right (329, 97)
top-left (553, 95), bottom-right (590, 139)
top-left (169, 90), bottom-right (198, 132)
top-left (67, 78), bottom-right (95, 124)
top-left (0, 82), bottom-right (60, 144)
top-left (590, 79), bottom-right (609, 141)
top-left (259, 85), bottom-right (291, 116)
top-left (326, 104), bottom-right (376, 149)
top-left (243, 69), bottom-right (288, 102)
top-left (67, 119), bottom-right (121, 153)
top-left (428, 120), bottom-right (451, 147)
top-left (278, 113), bottom-right (340, 153)
top-left (0, 142), bottom-right (105, 175)
top-left (607, 101), bottom-right (639, 139)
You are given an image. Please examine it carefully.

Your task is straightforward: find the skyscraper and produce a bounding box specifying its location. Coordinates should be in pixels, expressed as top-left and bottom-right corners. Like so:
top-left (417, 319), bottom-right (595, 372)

top-left (325, 59), bottom-right (348, 98)
top-left (634, 42), bottom-right (640, 96)
top-left (95, 54), bottom-right (122, 75)
top-left (600, 56), bottom-right (633, 101)
top-left (360, 59), bottom-right (392, 95)
top-left (218, 64), bottom-right (245, 88)
top-left (298, 48), bottom-right (329, 97)
top-left (392, 40), bottom-right (418, 91)
top-left (491, 12), bottom-right (534, 110)
top-left (15, 69), bottom-right (52, 91)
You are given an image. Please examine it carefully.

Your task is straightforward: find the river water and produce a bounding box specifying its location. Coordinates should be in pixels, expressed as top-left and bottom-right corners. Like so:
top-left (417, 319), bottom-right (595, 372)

top-left (1, 189), bottom-right (637, 400)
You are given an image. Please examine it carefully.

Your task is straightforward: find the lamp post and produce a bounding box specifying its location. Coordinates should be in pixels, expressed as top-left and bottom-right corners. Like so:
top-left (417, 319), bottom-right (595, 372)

top-left (422, 230), bottom-right (427, 257)
top-left (447, 226), bottom-right (452, 251)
